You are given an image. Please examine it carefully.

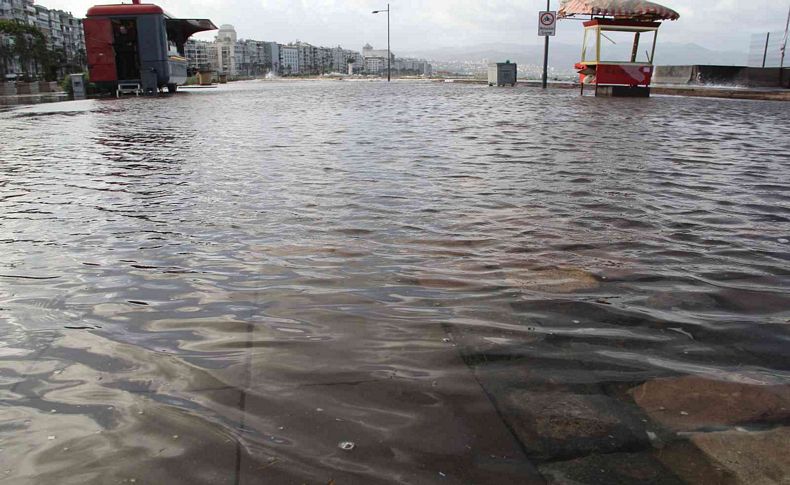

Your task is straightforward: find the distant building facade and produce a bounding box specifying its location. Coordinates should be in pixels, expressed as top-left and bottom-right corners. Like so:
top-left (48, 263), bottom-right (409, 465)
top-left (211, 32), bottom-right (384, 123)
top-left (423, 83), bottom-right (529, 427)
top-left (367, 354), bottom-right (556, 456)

top-left (362, 43), bottom-right (393, 75)
top-left (0, 0), bottom-right (86, 80)
top-left (360, 43), bottom-right (430, 76)
top-left (185, 39), bottom-right (212, 72)
top-left (214, 24), bottom-right (238, 76)
top-left (279, 45), bottom-right (298, 74)
top-left (180, 25), bottom-right (430, 79)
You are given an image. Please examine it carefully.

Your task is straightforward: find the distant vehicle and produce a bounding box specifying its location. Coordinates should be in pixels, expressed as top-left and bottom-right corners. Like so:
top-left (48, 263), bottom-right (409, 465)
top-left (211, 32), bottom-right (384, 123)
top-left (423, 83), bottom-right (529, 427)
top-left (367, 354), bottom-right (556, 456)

top-left (83, 0), bottom-right (216, 96)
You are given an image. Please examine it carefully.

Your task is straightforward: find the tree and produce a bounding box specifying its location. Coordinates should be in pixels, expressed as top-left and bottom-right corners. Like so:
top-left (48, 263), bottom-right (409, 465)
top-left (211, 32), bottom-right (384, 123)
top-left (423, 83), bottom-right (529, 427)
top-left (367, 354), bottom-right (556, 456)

top-left (0, 35), bottom-right (12, 79)
top-left (0, 20), bottom-right (57, 81)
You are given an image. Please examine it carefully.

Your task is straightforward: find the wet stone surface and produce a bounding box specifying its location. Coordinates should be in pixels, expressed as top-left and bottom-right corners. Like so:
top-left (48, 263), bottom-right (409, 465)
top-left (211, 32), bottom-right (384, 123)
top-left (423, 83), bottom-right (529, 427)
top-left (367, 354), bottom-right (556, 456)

top-left (503, 390), bottom-right (650, 461)
top-left (0, 81), bottom-right (789, 483)
top-left (630, 376), bottom-right (790, 432)
top-left (540, 452), bottom-right (686, 485)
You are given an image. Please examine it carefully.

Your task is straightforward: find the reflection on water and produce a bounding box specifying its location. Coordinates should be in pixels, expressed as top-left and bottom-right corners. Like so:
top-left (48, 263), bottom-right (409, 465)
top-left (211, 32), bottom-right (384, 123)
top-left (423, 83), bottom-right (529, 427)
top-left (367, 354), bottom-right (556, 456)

top-left (1, 81), bottom-right (789, 484)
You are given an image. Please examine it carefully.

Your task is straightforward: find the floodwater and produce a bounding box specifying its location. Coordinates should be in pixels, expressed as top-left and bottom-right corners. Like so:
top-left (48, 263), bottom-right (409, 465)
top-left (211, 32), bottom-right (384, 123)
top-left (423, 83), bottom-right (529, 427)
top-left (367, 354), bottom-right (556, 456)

top-left (0, 81), bottom-right (789, 484)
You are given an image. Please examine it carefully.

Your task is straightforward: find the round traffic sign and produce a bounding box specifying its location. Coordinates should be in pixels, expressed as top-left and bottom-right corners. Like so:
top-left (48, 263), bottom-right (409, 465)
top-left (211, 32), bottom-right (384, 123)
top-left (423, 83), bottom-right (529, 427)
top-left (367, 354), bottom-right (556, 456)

top-left (540, 12), bottom-right (555, 26)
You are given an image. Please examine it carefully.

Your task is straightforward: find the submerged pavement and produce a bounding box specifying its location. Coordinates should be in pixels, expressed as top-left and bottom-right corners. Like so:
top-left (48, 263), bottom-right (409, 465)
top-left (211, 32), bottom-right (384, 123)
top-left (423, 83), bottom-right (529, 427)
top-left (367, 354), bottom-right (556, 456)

top-left (0, 81), bottom-right (789, 484)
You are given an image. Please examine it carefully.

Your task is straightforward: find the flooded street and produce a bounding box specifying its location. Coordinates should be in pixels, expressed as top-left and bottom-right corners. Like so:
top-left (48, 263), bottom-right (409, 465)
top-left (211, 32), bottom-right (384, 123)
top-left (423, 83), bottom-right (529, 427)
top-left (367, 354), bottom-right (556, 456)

top-left (1, 81), bottom-right (789, 484)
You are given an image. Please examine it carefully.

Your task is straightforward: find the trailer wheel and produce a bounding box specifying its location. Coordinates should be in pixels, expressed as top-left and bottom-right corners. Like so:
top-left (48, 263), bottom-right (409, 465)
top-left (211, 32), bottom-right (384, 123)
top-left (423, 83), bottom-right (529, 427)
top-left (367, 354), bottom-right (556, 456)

top-left (167, 84), bottom-right (177, 94)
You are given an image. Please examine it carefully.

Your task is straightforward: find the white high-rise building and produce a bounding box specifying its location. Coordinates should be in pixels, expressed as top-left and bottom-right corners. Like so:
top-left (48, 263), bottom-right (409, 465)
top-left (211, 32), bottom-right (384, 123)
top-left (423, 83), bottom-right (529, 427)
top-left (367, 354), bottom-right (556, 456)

top-left (214, 24), bottom-right (238, 75)
top-left (362, 43), bottom-right (393, 75)
top-left (279, 45), bottom-right (299, 75)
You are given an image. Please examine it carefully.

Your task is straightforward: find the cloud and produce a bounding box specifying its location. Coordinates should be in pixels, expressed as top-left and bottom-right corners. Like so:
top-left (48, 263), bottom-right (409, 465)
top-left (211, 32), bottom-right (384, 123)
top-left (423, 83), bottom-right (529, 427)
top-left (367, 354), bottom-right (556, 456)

top-left (43, 0), bottom-right (789, 52)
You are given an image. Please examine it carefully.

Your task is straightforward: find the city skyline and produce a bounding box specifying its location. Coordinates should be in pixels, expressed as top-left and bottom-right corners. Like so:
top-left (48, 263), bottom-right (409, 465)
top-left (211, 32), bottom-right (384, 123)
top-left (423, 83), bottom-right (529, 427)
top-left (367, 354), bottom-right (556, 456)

top-left (36, 0), bottom-right (790, 55)
top-left (185, 25), bottom-right (432, 78)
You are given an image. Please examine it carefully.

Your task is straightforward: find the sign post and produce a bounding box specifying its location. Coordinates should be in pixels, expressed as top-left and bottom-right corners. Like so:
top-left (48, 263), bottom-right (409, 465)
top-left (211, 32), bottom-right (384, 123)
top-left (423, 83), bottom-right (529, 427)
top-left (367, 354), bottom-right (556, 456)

top-left (539, 5), bottom-right (557, 89)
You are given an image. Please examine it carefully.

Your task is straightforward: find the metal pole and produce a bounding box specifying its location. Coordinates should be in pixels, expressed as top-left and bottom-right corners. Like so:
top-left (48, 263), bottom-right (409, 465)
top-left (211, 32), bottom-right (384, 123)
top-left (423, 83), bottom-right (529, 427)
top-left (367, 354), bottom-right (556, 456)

top-left (762, 32), bottom-right (771, 68)
top-left (781, 5), bottom-right (789, 87)
top-left (781, 5), bottom-right (790, 69)
top-left (542, 0), bottom-right (549, 89)
top-left (387, 4), bottom-right (391, 82)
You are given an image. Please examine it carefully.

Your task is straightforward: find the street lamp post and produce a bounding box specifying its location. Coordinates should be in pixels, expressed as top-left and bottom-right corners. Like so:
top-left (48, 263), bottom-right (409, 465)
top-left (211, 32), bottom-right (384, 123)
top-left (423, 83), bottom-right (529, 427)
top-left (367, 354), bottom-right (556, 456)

top-left (372, 4), bottom-right (391, 82)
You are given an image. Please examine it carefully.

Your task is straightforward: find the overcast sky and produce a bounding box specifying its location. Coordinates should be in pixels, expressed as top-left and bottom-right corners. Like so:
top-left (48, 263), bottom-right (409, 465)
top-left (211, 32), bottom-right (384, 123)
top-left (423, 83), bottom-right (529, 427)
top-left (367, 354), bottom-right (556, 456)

top-left (46, 0), bottom-right (789, 53)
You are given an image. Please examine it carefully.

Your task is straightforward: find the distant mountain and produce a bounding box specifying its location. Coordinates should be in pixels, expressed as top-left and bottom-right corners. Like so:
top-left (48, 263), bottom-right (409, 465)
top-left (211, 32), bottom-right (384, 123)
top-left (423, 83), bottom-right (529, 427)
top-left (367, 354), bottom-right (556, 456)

top-left (653, 43), bottom-right (749, 66)
top-left (403, 42), bottom-right (748, 74)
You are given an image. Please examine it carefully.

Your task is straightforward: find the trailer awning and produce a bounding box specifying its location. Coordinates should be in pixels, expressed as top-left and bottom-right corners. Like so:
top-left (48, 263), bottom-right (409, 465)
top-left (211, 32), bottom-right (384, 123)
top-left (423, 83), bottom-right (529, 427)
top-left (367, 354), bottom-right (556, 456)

top-left (559, 0), bottom-right (680, 21)
top-left (165, 18), bottom-right (217, 46)
top-left (166, 18), bottom-right (217, 39)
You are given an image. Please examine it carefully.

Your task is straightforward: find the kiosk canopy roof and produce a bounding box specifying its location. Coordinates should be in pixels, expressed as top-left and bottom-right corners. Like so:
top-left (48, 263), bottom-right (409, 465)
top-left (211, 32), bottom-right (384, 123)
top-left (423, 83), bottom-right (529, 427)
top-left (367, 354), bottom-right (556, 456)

top-left (559, 0), bottom-right (680, 21)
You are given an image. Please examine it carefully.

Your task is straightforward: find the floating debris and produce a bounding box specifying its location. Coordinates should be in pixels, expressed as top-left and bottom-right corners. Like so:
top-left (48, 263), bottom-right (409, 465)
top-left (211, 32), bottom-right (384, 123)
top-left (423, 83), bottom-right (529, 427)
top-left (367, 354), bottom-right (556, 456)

top-left (338, 441), bottom-right (355, 451)
top-left (47, 436), bottom-right (56, 440)
top-left (779, 239), bottom-right (789, 244)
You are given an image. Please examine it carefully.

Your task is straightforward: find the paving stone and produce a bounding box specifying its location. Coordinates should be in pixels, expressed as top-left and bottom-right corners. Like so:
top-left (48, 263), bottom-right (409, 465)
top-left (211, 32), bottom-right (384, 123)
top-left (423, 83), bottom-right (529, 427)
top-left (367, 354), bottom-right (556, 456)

top-left (503, 390), bottom-right (649, 462)
top-left (540, 452), bottom-right (686, 485)
top-left (630, 376), bottom-right (790, 432)
top-left (654, 440), bottom-right (738, 485)
top-left (658, 427), bottom-right (790, 485)
top-left (506, 267), bottom-right (600, 293)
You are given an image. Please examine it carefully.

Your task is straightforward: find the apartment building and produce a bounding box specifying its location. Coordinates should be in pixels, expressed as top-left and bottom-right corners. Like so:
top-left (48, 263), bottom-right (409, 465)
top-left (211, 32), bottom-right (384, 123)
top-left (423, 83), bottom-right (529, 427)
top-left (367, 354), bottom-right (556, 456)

top-left (279, 45), bottom-right (298, 74)
top-left (1, 0), bottom-right (85, 79)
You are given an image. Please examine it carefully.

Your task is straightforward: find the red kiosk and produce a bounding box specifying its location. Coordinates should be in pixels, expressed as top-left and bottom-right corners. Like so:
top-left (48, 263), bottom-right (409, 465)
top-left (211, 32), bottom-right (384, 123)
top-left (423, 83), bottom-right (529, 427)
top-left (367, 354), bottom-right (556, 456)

top-left (558, 0), bottom-right (679, 97)
top-left (84, 0), bottom-right (216, 96)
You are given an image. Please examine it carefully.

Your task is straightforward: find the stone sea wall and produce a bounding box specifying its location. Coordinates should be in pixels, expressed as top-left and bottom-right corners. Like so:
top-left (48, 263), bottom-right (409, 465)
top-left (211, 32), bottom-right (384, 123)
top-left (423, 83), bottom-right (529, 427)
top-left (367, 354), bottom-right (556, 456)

top-left (1, 81), bottom-right (62, 96)
top-left (654, 65), bottom-right (790, 88)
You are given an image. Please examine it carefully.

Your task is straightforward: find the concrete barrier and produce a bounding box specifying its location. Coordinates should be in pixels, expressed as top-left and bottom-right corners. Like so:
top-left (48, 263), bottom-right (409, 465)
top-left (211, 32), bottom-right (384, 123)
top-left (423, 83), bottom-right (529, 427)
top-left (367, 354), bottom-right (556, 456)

top-left (745, 68), bottom-right (790, 88)
top-left (42, 81), bottom-right (59, 93)
top-left (654, 65), bottom-right (694, 85)
top-left (655, 65), bottom-right (790, 88)
top-left (15, 82), bottom-right (40, 95)
top-left (692, 66), bottom-right (747, 86)
top-left (1, 82), bottom-right (16, 96)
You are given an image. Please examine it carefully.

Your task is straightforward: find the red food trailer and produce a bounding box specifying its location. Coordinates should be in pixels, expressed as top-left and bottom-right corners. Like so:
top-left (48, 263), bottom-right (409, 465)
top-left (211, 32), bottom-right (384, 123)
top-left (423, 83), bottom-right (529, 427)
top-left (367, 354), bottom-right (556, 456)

top-left (558, 0), bottom-right (680, 96)
top-left (84, 0), bottom-right (216, 96)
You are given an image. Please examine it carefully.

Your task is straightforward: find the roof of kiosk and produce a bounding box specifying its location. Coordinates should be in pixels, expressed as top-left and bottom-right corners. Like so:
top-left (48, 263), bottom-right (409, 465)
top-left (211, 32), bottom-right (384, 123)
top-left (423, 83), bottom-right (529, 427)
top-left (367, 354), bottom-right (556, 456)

top-left (86, 2), bottom-right (217, 37)
top-left (86, 3), bottom-right (164, 16)
top-left (559, 0), bottom-right (680, 21)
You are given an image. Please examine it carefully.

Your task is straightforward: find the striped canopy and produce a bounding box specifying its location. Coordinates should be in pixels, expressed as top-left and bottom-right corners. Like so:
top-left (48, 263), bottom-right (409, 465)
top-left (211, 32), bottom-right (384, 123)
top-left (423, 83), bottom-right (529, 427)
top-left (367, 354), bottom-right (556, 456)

top-left (559, 0), bottom-right (680, 20)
